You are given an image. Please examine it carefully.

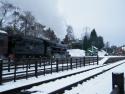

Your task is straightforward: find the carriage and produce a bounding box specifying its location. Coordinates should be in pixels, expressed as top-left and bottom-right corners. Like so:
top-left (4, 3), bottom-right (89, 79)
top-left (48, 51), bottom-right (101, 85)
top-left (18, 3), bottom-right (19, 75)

top-left (0, 30), bottom-right (68, 59)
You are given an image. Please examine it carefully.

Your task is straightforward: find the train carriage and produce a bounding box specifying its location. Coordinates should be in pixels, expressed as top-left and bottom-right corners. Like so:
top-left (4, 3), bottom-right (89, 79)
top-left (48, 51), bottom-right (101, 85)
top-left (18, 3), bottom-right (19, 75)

top-left (0, 30), bottom-right (68, 59)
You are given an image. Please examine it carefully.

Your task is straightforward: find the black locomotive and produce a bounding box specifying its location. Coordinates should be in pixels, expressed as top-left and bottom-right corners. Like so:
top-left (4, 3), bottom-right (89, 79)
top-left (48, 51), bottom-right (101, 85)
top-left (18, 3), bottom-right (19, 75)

top-left (0, 30), bottom-right (68, 59)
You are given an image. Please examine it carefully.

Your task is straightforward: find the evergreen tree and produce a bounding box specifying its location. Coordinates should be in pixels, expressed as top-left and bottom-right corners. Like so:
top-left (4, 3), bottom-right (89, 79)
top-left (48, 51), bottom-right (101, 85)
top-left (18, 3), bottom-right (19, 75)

top-left (63, 35), bottom-right (69, 44)
top-left (83, 35), bottom-right (89, 51)
top-left (90, 29), bottom-right (98, 47)
top-left (97, 36), bottom-right (104, 50)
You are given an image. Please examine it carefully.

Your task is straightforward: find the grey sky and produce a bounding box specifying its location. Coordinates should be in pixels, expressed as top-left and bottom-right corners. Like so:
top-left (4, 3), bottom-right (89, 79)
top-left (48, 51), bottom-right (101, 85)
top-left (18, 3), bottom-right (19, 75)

top-left (7, 0), bottom-right (125, 46)
top-left (58, 0), bottom-right (125, 46)
top-left (8, 0), bottom-right (67, 39)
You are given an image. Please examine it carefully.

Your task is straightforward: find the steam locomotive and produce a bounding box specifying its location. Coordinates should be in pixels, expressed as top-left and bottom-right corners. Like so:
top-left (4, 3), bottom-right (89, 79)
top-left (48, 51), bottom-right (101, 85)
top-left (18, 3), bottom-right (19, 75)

top-left (0, 30), bottom-right (68, 59)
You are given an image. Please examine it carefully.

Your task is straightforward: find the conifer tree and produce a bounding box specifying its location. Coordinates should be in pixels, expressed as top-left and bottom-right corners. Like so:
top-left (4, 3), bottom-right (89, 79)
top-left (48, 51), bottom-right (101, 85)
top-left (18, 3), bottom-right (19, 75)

top-left (90, 29), bottom-right (98, 47)
top-left (83, 35), bottom-right (89, 51)
top-left (97, 36), bottom-right (104, 50)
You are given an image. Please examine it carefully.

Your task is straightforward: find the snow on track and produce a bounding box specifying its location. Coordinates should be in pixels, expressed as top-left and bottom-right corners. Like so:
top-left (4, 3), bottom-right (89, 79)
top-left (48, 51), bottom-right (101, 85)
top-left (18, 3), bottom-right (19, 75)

top-left (0, 64), bottom-right (101, 93)
top-left (27, 59), bottom-right (125, 94)
top-left (65, 59), bottom-right (125, 94)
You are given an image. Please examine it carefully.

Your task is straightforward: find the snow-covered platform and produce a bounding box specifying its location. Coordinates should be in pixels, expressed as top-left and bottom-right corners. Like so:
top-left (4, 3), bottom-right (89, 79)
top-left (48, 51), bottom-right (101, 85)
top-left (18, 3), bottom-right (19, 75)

top-left (0, 64), bottom-right (102, 93)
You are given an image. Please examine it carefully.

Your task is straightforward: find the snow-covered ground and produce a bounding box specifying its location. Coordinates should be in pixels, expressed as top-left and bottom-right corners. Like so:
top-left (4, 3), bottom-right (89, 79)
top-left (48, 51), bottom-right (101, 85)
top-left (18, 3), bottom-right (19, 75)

top-left (0, 64), bottom-right (103, 93)
top-left (65, 60), bottom-right (125, 94)
top-left (99, 57), bottom-right (109, 65)
top-left (26, 59), bottom-right (125, 94)
top-left (68, 49), bottom-right (107, 57)
top-left (0, 57), bottom-right (109, 93)
top-left (0, 56), bottom-right (125, 93)
top-left (67, 49), bottom-right (85, 57)
top-left (98, 50), bottom-right (108, 56)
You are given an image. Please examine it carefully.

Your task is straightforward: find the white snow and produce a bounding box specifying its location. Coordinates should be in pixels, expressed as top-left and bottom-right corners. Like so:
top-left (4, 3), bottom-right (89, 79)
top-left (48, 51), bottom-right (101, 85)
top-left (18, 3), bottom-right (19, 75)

top-left (0, 64), bottom-right (102, 93)
top-left (67, 49), bottom-right (107, 57)
top-left (0, 30), bottom-right (7, 34)
top-left (67, 49), bottom-right (85, 57)
top-left (26, 59), bottom-right (125, 94)
top-left (98, 50), bottom-right (107, 56)
top-left (1, 56), bottom-right (125, 94)
top-left (65, 60), bottom-right (125, 94)
top-left (99, 57), bottom-right (109, 65)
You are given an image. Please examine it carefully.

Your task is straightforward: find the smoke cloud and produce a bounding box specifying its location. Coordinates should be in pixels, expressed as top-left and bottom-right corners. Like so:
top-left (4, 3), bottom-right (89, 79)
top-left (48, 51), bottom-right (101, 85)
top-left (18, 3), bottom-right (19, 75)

top-left (7, 0), bottom-right (67, 39)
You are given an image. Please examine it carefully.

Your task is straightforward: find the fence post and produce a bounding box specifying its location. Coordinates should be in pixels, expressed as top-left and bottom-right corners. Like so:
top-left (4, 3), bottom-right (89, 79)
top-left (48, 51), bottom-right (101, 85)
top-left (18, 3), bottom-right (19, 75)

top-left (50, 58), bottom-right (53, 74)
top-left (62, 59), bottom-right (64, 71)
top-left (83, 57), bottom-right (85, 66)
top-left (56, 58), bottom-right (59, 72)
top-left (23, 58), bottom-right (25, 70)
top-left (39, 58), bottom-right (42, 67)
top-left (70, 58), bottom-right (72, 69)
top-left (76, 58), bottom-right (77, 68)
top-left (14, 59), bottom-right (17, 82)
top-left (97, 55), bottom-right (99, 65)
top-left (26, 59), bottom-right (28, 79)
top-left (67, 58), bottom-right (68, 70)
top-left (0, 59), bottom-right (3, 85)
top-left (8, 58), bottom-right (10, 72)
top-left (28, 58), bottom-right (31, 69)
top-left (43, 58), bottom-right (46, 75)
top-left (35, 59), bottom-right (38, 78)
top-left (93, 57), bottom-right (94, 65)
top-left (112, 72), bottom-right (124, 94)
top-left (88, 57), bottom-right (90, 65)
top-left (80, 58), bottom-right (81, 67)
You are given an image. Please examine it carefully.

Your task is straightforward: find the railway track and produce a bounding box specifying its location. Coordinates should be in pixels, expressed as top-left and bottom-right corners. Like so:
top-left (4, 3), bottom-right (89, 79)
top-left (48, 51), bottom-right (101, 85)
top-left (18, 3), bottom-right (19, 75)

top-left (1, 64), bottom-right (105, 94)
top-left (1, 57), bottom-right (125, 94)
top-left (24, 58), bottom-right (125, 94)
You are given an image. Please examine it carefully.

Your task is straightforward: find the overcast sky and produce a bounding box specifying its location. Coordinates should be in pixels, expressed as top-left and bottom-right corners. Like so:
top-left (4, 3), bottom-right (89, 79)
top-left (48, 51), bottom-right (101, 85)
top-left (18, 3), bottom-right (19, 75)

top-left (7, 0), bottom-right (125, 46)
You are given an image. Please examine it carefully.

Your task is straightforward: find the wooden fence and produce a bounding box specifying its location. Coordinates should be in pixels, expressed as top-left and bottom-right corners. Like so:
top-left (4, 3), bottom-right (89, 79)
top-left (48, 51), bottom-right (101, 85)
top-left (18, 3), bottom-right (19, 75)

top-left (0, 56), bottom-right (99, 84)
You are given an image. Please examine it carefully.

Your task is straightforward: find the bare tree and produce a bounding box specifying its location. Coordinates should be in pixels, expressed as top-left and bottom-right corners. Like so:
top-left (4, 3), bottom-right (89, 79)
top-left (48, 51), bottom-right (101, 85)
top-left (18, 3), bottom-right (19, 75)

top-left (19, 11), bottom-right (35, 36)
top-left (0, 1), bottom-right (15, 28)
top-left (33, 22), bottom-right (45, 38)
top-left (63, 25), bottom-right (75, 48)
top-left (66, 25), bottom-right (75, 43)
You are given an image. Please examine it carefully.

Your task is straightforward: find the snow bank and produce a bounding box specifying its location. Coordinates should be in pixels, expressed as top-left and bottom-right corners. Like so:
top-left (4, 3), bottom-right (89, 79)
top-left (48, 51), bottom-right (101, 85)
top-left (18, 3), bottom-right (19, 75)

top-left (99, 57), bottom-right (109, 65)
top-left (67, 49), bottom-right (85, 57)
top-left (98, 50), bottom-right (107, 56)
top-left (67, 48), bottom-right (125, 59)
top-left (67, 49), bottom-right (107, 57)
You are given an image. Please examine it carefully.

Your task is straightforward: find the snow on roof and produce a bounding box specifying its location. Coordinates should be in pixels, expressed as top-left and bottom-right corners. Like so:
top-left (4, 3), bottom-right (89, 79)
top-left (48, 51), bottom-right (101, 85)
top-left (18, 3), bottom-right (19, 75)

top-left (0, 30), bottom-right (7, 34)
top-left (88, 50), bottom-right (93, 52)
top-left (67, 49), bottom-right (85, 57)
top-left (93, 46), bottom-right (98, 49)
